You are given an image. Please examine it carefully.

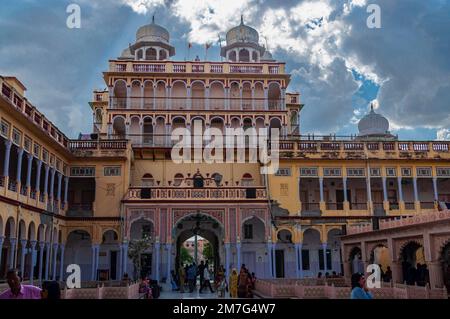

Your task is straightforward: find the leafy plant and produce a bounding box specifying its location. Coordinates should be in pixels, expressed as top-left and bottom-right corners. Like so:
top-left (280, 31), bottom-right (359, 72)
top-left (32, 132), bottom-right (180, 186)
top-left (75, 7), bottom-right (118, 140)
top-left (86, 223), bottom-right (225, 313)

top-left (128, 235), bottom-right (152, 280)
top-left (180, 246), bottom-right (193, 265)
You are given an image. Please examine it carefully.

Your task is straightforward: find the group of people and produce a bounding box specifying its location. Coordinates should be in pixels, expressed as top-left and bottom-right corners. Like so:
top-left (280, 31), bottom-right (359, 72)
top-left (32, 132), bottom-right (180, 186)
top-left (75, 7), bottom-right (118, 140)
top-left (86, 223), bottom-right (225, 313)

top-left (402, 262), bottom-right (430, 286)
top-left (228, 264), bottom-right (256, 298)
top-left (0, 269), bottom-right (61, 299)
top-left (174, 261), bottom-right (226, 295)
top-left (172, 261), bottom-right (256, 298)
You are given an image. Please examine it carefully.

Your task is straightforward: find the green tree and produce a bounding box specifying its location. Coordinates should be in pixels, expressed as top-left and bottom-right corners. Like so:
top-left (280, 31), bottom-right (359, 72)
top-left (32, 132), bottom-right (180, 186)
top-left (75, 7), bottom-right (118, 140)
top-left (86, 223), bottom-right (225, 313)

top-left (203, 242), bottom-right (214, 261)
top-left (127, 236), bottom-right (152, 280)
top-left (180, 246), bottom-right (193, 265)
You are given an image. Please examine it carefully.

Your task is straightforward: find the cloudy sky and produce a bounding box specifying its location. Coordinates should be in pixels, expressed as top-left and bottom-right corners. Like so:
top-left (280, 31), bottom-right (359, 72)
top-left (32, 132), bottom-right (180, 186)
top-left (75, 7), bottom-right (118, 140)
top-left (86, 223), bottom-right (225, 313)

top-left (0, 0), bottom-right (449, 140)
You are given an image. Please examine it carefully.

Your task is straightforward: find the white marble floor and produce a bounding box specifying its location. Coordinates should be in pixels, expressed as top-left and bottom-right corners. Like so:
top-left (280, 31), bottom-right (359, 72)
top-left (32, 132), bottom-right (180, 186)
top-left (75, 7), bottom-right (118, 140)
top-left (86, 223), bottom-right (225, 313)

top-left (159, 283), bottom-right (231, 299)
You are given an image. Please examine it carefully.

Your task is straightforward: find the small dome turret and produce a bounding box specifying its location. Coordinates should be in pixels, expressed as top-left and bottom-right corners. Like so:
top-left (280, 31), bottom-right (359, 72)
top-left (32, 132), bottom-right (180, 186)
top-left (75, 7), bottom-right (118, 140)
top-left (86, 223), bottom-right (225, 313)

top-left (358, 104), bottom-right (392, 138)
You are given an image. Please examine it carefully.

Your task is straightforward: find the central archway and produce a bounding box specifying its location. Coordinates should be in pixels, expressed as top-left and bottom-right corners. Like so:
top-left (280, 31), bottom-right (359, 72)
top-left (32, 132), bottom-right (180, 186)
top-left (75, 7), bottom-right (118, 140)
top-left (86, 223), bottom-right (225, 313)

top-left (173, 213), bottom-right (224, 275)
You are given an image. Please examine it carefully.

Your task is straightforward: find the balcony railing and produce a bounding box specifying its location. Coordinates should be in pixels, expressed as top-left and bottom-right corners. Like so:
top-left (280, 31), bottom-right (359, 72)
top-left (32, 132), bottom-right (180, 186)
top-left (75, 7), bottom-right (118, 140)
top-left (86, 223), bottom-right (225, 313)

top-left (124, 186), bottom-right (267, 201)
top-left (109, 60), bottom-right (285, 75)
top-left (69, 139), bottom-right (128, 151)
top-left (273, 137), bottom-right (450, 159)
top-left (8, 180), bottom-right (17, 192)
top-left (350, 202), bottom-right (368, 210)
top-left (67, 203), bottom-right (94, 217)
top-left (109, 97), bottom-right (284, 111)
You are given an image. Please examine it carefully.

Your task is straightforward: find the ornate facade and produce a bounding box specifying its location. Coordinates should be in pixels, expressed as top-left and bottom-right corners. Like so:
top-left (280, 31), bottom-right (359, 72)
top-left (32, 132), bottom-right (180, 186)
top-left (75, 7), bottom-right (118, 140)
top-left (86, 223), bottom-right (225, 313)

top-left (0, 18), bottom-right (449, 291)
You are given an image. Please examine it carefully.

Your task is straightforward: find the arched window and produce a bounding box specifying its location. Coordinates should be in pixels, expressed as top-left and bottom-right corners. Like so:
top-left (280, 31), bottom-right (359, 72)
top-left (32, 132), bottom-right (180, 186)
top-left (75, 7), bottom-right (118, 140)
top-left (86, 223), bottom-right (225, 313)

top-left (228, 51), bottom-right (237, 62)
top-left (239, 49), bottom-right (250, 62)
top-left (241, 173), bottom-right (254, 186)
top-left (159, 49), bottom-right (167, 60)
top-left (193, 172), bottom-right (204, 188)
top-left (95, 108), bottom-right (102, 124)
top-left (146, 48), bottom-right (157, 60)
top-left (173, 173), bottom-right (184, 186)
top-left (142, 173), bottom-right (154, 186)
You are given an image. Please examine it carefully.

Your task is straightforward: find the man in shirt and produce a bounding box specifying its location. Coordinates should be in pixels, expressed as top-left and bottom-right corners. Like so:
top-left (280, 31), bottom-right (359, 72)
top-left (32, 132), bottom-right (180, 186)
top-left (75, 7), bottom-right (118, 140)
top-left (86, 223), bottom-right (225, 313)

top-left (0, 269), bottom-right (42, 299)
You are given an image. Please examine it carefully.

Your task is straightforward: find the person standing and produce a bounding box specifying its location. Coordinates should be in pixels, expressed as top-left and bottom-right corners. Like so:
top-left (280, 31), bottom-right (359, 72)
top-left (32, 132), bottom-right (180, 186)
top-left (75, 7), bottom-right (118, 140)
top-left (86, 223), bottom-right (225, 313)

top-left (198, 261), bottom-right (205, 290)
top-left (350, 273), bottom-right (373, 299)
top-left (229, 269), bottom-right (238, 298)
top-left (200, 263), bottom-right (214, 293)
top-left (0, 269), bottom-right (41, 299)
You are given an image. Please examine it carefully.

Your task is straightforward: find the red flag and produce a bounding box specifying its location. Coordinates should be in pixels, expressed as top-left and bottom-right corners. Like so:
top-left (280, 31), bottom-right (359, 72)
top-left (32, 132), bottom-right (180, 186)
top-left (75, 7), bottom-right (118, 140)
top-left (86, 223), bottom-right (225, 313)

top-left (205, 43), bottom-right (211, 50)
top-left (188, 42), bottom-right (192, 49)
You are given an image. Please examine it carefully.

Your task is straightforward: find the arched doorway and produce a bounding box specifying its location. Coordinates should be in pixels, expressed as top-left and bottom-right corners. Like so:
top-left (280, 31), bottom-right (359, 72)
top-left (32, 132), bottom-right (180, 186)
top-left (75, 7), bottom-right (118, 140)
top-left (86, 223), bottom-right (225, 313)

top-left (275, 229), bottom-right (294, 278)
top-left (349, 247), bottom-right (364, 274)
top-left (400, 241), bottom-right (426, 285)
top-left (129, 218), bottom-right (154, 280)
top-left (173, 213), bottom-right (224, 275)
top-left (370, 244), bottom-right (391, 276)
top-left (64, 230), bottom-right (93, 282)
top-left (241, 217), bottom-right (266, 278)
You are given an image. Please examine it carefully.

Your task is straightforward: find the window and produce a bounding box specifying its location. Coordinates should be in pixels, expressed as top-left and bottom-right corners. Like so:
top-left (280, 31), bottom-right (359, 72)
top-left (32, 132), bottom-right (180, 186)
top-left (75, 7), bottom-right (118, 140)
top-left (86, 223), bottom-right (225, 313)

top-left (173, 173), bottom-right (184, 186)
top-left (280, 183), bottom-right (289, 196)
top-left (50, 154), bottom-right (55, 166)
top-left (104, 166), bottom-right (121, 176)
top-left (241, 173), bottom-right (254, 186)
top-left (347, 168), bottom-right (365, 177)
top-left (24, 136), bottom-right (32, 152)
top-left (1, 120), bottom-right (10, 138)
top-left (416, 167), bottom-right (431, 177)
top-left (70, 167), bottom-right (95, 177)
top-left (437, 167), bottom-right (450, 177)
top-left (56, 158), bottom-right (62, 172)
top-left (244, 224), bottom-right (253, 239)
top-left (401, 167), bottom-right (412, 177)
top-left (33, 143), bottom-right (40, 158)
top-left (386, 167), bottom-right (396, 177)
top-left (42, 148), bottom-right (49, 163)
top-left (370, 168), bottom-right (381, 177)
top-left (142, 174), bottom-right (154, 186)
top-left (275, 168), bottom-right (291, 176)
top-left (318, 249), bottom-right (332, 270)
top-left (301, 250), bottom-right (310, 270)
top-left (324, 168), bottom-right (341, 177)
top-left (300, 167), bottom-right (318, 177)
top-left (12, 128), bottom-right (22, 145)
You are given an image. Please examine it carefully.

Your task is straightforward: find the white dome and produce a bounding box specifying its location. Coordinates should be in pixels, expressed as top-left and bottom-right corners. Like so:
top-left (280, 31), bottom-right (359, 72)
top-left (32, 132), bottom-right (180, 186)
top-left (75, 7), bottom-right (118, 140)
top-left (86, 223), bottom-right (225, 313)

top-left (136, 17), bottom-right (170, 44)
top-left (358, 106), bottom-right (390, 136)
top-left (226, 16), bottom-right (259, 46)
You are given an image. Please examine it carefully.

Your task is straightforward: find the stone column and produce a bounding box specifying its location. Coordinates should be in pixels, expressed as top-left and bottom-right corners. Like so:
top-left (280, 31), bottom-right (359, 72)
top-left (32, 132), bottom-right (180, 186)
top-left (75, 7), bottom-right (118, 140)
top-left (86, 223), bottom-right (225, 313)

top-left (122, 242), bottom-right (129, 276)
top-left (366, 175), bottom-right (373, 214)
top-left (294, 243), bottom-right (300, 278)
top-left (20, 239), bottom-right (27, 278)
top-left (91, 244), bottom-right (99, 281)
top-left (166, 243), bottom-right (172, 280)
top-left (225, 243), bottom-right (231, 279)
top-left (126, 85), bottom-right (131, 109)
top-left (397, 176), bottom-right (404, 208)
top-left (25, 153), bottom-right (33, 192)
top-left (64, 176), bottom-right (69, 204)
top-left (118, 244), bottom-right (123, 279)
top-left (16, 148), bottom-right (24, 183)
top-left (205, 87), bottom-right (210, 110)
top-left (3, 140), bottom-right (12, 177)
top-left (38, 241), bottom-right (45, 283)
top-left (57, 172), bottom-right (62, 202)
top-left (35, 160), bottom-right (42, 195)
top-left (266, 242), bottom-right (273, 278)
top-left (319, 177), bottom-right (325, 204)
top-left (187, 87), bottom-right (192, 110)
top-left (251, 87), bottom-right (255, 110)
top-left (52, 243), bottom-right (58, 280)
top-left (432, 177), bottom-right (439, 202)
top-left (0, 236), bottom-right (4, 272)
top-left (154, 242), bottom-right (161, 281)
top-left (413, 177), bottom-right (419, 202)
top-left (236, 242), bottom-right (242, 270)
top-left (391, 261), bottom-right (402, 284)
top-left (59, 244), bottom-right (65, 281)
top-left (382, 176), bottom-right (388, 202)
top-left (272, 242), bottom-right (277, 278)
top-left (428, 261), bottom-right (444, 289)
top-left (50, 168), bottom-right (56, 201)
top-left (140, 85), bottom-right (144, 109)
top-left (263, 88), bottom-right (269, 110)
top-left (298, 243), bottom-right (304, 278)
top-left (45, 242), bottom-right (51, 280)
top-left (343, 261), bottom-right (352, 280)
top-left (322, 242), bottom-right (328, 273)
top-left (8, 238), bottom-right (16, 268)
top-left (29, 240), bottom-right (37, 284)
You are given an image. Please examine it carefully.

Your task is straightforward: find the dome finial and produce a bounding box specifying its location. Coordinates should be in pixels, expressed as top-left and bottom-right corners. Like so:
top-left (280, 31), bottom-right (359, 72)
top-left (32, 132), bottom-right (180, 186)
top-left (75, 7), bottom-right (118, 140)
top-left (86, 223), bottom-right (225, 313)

top-left (370, 102), bottom-right (374, 112)
top-left (240, 14), bottom-right (244, 25)
top-left (152, 15), bottom-right (155, 24)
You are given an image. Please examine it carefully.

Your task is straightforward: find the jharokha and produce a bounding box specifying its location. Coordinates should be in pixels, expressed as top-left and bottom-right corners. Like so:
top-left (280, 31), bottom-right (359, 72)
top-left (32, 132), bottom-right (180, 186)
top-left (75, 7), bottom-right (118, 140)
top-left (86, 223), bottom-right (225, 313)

top-left (0, 17), bottom-right (449, 293)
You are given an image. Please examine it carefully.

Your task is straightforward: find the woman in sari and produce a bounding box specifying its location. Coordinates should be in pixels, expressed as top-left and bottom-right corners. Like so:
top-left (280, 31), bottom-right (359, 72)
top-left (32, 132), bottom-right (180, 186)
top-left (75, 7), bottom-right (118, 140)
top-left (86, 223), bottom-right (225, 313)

top-left (229, 269), bottom-right (238, 298)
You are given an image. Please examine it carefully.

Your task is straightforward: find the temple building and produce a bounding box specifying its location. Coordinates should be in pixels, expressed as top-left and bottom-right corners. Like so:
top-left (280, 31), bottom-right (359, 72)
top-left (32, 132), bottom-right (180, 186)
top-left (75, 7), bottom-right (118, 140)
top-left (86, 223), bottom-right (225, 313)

top-left (0, 18), bottom-right (449, 292)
